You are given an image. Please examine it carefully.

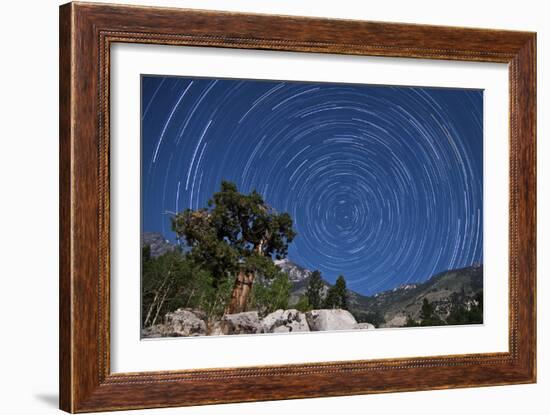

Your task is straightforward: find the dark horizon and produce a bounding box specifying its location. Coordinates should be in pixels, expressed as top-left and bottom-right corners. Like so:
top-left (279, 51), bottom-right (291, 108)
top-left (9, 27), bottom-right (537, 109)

top-left (141, 76), bottom-right (483, 296)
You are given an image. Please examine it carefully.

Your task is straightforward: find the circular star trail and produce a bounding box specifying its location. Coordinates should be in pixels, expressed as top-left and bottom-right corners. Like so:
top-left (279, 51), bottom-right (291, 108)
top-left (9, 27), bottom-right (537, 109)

top-left (141, 76), bottom-right (483, 295)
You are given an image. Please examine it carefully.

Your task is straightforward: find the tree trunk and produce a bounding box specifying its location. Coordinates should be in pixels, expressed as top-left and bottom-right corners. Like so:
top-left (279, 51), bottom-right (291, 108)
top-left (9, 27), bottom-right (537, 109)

top-left (225, 239), bottom-right (267, 314)
top-left (226, 269), bottom-right (255, 314)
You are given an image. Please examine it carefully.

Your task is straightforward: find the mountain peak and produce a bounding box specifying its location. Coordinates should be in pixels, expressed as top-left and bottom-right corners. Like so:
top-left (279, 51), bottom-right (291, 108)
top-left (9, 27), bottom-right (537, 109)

top-left (142, 232), bottom-right (175, 257)
top-left (273, 258), bottom-right (311, 282)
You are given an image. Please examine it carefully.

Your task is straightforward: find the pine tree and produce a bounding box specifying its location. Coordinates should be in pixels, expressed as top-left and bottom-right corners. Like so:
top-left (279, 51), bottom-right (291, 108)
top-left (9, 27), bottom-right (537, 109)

top-left (323, 275), bottom-right (348, 310)
top-left (419, 298), bottom-right (434, 321)
top-left (418, 298), bottom-right (445, 326)
top-left (446, 291), bottom-right (483, 325)
top-left (295, 295), bottom-right (311, 313)
top-left (171, 181), bottom-right (296, 314)
top-left (405, 315), bottom-right (418, 327)
top-left (306, 270), bottom-right (323, 309)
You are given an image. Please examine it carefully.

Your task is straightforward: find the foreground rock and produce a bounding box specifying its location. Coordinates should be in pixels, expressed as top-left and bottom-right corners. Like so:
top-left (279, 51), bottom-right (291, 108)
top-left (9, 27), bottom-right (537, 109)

top-left (208, 321), bottom-right (224, 336)
top-left (141, 324), bottom-right (169, 338)
top-left (142, 308), bottom-right (375, 338)
top-left (141, 308), bottom-right (207, 338)
top-left (221, 311), bottom-right (261, 335)
top-left (305, 309), bottom-right (358, 331)
top-left (261, 309), bottom-right (309, 333)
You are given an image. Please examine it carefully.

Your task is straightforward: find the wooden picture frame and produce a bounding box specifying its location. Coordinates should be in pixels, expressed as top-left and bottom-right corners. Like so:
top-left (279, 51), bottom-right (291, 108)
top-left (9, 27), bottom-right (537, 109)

top-left (59, 2), bottom-right (536, 412)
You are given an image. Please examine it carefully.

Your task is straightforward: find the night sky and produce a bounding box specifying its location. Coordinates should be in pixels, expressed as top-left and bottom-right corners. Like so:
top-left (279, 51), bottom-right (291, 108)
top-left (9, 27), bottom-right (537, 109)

top-left (141, 75), bottom-right (483, 296)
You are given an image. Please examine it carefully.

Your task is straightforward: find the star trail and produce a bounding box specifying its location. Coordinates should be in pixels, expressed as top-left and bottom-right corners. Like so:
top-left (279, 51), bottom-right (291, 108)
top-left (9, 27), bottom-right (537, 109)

top-left (141, 75), bottom-right (483, 296)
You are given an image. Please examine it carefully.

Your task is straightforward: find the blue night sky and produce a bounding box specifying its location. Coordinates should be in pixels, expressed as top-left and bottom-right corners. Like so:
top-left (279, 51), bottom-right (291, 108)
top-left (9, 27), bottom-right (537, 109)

top-left (141, 75), bottom-right (483, 296)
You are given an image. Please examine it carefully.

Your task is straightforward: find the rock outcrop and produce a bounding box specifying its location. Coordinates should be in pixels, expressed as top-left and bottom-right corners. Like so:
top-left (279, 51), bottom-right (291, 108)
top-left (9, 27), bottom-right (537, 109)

top-left (220, 311), bottom-right (261, 335)
top-left (273, 259), bottom-right (311, 282)
top-left (261, 309), bottom-right (309, 333)
top-left (165, 308), bottom-right (207, 336)
top-left (142, 308), bottom-right (375, 338)
top-left (141, 308), bottom-right (207, 338)
top-left (381, 314), bottom-right (407, 328)
top-left (305, 309), bottom-right (358, 331)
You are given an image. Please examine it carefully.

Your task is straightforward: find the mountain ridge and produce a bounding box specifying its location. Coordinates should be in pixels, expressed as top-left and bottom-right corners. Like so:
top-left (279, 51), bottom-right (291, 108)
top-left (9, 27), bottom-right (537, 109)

top-left (277, 258), bottom-right (483, 327)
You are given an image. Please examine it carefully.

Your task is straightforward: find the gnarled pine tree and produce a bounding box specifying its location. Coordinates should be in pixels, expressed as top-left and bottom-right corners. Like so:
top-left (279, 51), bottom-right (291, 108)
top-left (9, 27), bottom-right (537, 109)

top-left (171, 181), bottom-right (296, 314)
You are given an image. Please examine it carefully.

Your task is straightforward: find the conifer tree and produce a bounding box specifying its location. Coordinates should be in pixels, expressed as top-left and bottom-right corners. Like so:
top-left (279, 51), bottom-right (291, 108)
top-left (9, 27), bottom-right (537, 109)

top-left (323, 275), bottom-right (348, 310)
top-left (306, 270), bottom-right (324, 309)
top-left (418, 298), bottom-right (445, 326)
top-left (171, 181), bottom-right (296, 313)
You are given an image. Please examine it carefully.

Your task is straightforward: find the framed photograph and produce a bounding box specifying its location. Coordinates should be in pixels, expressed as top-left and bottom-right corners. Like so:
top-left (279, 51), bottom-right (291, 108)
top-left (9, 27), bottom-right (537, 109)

top-left (59, 2), bottom-right (536, 412)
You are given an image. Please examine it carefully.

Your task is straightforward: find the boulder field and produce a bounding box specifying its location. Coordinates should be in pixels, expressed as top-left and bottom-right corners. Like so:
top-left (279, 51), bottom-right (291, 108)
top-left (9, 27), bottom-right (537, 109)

top-left (142, 308), bottom-right (375, 338)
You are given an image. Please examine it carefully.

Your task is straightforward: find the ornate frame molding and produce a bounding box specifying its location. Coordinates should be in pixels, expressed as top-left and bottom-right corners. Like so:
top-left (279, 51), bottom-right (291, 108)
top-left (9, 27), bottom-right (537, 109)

top-left (60, 2), bottom-right (536, 412)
